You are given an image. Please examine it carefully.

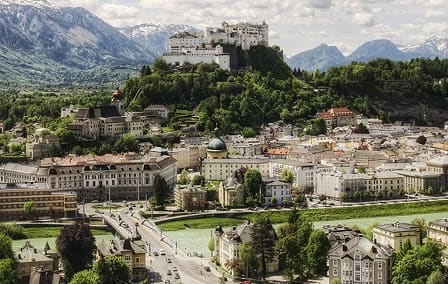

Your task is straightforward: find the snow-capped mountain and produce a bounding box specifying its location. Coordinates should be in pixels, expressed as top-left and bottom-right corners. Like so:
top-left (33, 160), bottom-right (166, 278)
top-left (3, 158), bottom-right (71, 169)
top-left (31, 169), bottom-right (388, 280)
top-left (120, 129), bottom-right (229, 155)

top-left (400, 36), bottom-right (448, 58)
top-left (0, 0), bottom-right (53, 8)
top-left (120, 23), bottom-right (200, 56)
top-left (0, 0), bottom-right (155, 84)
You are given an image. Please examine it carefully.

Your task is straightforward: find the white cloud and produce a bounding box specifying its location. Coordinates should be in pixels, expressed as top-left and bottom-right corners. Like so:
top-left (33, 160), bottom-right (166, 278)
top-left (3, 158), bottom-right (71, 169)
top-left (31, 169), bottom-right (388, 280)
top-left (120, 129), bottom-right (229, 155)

top-left (353, 12), bottom-right (375, 27)
top-left (307, 0), bottom-right (333, 9)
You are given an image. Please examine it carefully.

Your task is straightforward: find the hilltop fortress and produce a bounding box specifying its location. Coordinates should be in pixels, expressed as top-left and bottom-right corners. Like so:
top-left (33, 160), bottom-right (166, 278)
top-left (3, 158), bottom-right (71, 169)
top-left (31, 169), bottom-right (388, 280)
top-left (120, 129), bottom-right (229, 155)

top-left (162, 21), bottom-right (269, 70)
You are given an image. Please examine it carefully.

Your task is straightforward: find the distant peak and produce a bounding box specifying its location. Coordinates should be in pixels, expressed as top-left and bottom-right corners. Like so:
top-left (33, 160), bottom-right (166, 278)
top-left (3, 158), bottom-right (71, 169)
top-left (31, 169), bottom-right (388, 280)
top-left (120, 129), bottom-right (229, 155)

top-left (0, 0), bottom-right (53, 8)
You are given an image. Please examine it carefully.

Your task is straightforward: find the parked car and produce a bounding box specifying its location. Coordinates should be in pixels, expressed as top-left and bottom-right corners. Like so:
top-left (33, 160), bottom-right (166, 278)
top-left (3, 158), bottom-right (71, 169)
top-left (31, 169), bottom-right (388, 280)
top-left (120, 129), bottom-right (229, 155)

top-left (166, 270), bottom-right (172, 276)
top-left (204, 266), bottom-right (211, 272)
top-left (153, 250), bottom-right (159, 256)
top-left (164, 281), bottom-right (170, 284)
top-left (159, 249), bottom-right (166, 255)
top-left (172, 266), bottom-right (177, 272)
top-left (166, 258), bottom-right (172, 263)
top-left (174, 273), bottom-right (180, 279)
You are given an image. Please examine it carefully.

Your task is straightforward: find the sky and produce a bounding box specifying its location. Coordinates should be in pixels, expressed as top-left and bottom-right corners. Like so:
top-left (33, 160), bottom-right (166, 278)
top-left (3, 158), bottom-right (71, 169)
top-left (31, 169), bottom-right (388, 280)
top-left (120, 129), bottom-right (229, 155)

top-left (50, 0), bottom-right (448, 56)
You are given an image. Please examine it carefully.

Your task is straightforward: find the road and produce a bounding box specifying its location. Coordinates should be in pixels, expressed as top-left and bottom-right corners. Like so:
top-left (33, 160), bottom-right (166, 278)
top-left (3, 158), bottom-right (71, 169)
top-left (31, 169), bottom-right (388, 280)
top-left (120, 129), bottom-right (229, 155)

top-left (116, 208), bottom-right (223, 284)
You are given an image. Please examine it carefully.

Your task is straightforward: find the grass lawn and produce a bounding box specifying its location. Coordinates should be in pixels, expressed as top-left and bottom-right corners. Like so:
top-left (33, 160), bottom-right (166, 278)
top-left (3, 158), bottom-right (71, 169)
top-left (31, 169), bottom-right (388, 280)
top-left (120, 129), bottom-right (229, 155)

top-left (157, 200), bottom-right (448, 230)
top-left (22, 226), bottom-right (110, 238)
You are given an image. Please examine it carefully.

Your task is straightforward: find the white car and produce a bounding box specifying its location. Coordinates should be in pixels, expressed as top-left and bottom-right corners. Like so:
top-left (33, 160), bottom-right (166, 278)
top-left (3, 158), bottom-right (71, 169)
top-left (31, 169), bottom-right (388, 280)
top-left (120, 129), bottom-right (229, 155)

top-left (159, 249), bottom-right (166, 255)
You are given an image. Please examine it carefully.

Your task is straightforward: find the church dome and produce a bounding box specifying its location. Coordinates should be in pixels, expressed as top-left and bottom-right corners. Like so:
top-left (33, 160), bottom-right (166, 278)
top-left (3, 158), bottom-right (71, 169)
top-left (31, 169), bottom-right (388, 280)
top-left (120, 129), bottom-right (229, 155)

top-left (208, 137), bottom-right (227, 151)
top-left (207, 127), bottom-right (226, 151)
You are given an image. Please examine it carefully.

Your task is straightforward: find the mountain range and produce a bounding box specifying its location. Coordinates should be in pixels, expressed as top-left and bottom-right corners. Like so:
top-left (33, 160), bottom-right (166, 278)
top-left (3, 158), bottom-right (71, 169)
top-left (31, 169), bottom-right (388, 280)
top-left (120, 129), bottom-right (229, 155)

top-left (2, 0), bottom-right (448, 84)
top-left (286, 37), bottom-right (448, 71)
top-left (0, 0), bottom-right (195, 85)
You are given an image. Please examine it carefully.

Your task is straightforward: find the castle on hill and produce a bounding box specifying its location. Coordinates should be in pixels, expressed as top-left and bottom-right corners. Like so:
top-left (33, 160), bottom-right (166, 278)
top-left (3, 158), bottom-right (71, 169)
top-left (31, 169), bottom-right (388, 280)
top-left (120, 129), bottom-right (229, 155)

top-left (162, 21), bottom-right (269, 70)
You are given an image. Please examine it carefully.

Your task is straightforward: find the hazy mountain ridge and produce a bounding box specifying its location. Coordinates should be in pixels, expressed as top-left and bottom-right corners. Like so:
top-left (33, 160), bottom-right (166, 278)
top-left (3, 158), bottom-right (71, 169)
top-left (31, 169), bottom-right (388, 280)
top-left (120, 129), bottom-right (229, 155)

top-left (288, 37), bottom-right (448, 71)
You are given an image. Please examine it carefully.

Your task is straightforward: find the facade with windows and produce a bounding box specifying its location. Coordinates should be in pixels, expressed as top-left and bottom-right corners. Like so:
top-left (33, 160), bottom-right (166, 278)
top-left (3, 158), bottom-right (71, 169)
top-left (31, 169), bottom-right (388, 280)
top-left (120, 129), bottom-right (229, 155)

top-left (265, 180), bottom-right (291, 205)
top-left (328, 236), bottom-right (393, 284)
top-left (0, 153), bottom-right (177, 202)
top-left (201, 158), bottom-right (269, 181)
top-left (373, 221), bottom-right (421, 250)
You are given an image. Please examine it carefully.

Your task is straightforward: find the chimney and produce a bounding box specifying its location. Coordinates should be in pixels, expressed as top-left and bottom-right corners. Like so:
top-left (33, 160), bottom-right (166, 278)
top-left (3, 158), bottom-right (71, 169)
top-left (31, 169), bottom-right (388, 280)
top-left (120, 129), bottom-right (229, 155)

top-left (342, 244), bottom-right (348, 252)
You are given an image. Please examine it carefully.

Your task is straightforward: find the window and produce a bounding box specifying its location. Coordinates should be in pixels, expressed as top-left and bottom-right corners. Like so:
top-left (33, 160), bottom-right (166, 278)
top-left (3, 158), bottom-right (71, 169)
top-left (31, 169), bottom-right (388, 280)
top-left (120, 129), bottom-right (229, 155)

top-left (333, 269), bottom-right (338, 276)
top-left (377, 262), bottom-right (382, 269)
top-left (124, 255), bottom-right (131, 261)
top-left (333, 259), bottom-right (338, 266)
top-left (378, 271), bottom-right (382, 279)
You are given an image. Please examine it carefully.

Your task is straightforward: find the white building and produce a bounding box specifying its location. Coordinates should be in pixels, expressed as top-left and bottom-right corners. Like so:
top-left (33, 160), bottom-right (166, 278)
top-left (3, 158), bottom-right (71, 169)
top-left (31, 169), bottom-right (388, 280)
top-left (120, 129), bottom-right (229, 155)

top-left (265, 180), bottom-right (291, 205)
top-left (163, 45), bottom-right (230, 70)
top-left (169, 32), bottom-right (205, 52)
top-left (0, 153), bottom-right (177, 202)
top-left (201, 158), bottom-right (269, 181)
top-left (205, 21), bottom-right (268, 51)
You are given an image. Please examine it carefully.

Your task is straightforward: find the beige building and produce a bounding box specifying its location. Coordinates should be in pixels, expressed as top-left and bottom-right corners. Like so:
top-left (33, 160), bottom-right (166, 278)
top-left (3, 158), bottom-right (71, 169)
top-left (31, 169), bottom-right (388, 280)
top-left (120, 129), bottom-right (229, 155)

top-left (16, 241), bottom-right (59, 282)
top-left (25, 128), bottom-right (61, 160)
top-left (317, 107), bottom-right (356, 128)
top-left (396, 170), bottom-right (441, 193)
top-left (0, 183), bottom-right (77, 221)
top-left (0, 153), bottom-right (177, 202)
top-left (328, 236), bottom-right (393, 284)
top-left (169, 144), bottom-right (207, 169)
top-left (96, 231), bottom-right (147, 282)
top-left (202, 158), bottom-right (269, 181)
top-left (426, 156), bottom-right (448, 191)
top-left (174, 184), bottom-right (206, 211)
top-left (373, 221), bottom-right (421, 250)
top-left (214, 221), bottom-right (278, 277)
top-left (265, 180), bottom-right (291, 205)
top-left (218, 177), bottom-right (244, 206)
top-left (427, 218), bottom-right (448, 246)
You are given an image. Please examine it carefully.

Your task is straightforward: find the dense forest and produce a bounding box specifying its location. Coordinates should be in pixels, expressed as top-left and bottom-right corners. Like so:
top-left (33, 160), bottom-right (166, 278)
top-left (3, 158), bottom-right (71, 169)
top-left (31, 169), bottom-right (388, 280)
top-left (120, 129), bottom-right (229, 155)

top-left (122, 49), bottom-right (448, 136)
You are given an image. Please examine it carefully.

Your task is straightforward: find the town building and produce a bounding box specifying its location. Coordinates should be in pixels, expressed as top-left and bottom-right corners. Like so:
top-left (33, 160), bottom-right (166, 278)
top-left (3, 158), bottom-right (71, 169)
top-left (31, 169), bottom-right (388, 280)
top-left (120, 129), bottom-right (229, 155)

top-left (201, 158), bottom-right (269, 181)
top-left (317, 107), bottom-right (357, 129)
top-left (25, 128), bottom-right (61, 160)
top-left (328, 236), bottom-right (393, 284)
top-left (96, 229), bottom-right (147, 282)
top-left (427, 218), bottom-right (448, 246)
top-left (426, 156), bottom-right (448, 191)
top-left (214, 220), bottom-right (278, 277)
top-left (395, 169), bottom-right (441, 193)
top-left (315, 171), bottom-right (404, 200)
top-left (207, 128), bottom-right (228, 159)
top-left (0, 183), bottom-right (77, 221)
top-left (169, 144), bottom-right (207, 170)
top-left (0, 153), bottom-right (177, 202)
top-left (174, 184), bottom-right (206, 211)
top-left (63, 88), bottom-right (147, 140)
top-left (322, 225), bottom-right (361, 246)
top-left (16, 241), bottom-right (59, 282)
top-left (163, 44), bottom-right (231, 71)
top-left (264, 180), bottom-right (291, 205)
top-left (143, 105), bottom-right (170, 122)
top-left (218, 177), bottom-right (245, 207)
top-left (372, 221), bottom-right (421, 250)
top-left (168, 32), bottom-right (205, 52)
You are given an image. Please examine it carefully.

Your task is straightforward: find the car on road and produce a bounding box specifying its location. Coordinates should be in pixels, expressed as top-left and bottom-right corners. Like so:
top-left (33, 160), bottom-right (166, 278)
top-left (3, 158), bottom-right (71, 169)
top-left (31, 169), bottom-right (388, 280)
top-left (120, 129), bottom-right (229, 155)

top-left (174, 273), bottom-right (180, 279)
top-left (153, 250), bottom-right (159, 256)
top-left (91, 200), bottom-right (99, 203)
top-left (159, 249), bottom-right (166, 255)
top-left (204, 266), bottom-right (211, 272)
top-left (172, 266), bottom-right (177, 272)
top-left (166, 258), bottom-right (172, 263)
top-left (164, 281), bottom-right (170, 284)
top-left (166, 270), bottom-right (172, 276)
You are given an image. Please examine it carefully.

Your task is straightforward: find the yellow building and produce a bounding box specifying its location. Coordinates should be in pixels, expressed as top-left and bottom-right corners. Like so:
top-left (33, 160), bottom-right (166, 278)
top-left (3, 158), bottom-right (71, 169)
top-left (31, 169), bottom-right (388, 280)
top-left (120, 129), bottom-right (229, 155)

top-left (372, 221), bottom-right (421, 250)
top-left (218, 177), bottom-right (244, 206)
top-left (96, 230), bottom-right (147, 282)
top-left (174, 184), bottom-right (206, 211)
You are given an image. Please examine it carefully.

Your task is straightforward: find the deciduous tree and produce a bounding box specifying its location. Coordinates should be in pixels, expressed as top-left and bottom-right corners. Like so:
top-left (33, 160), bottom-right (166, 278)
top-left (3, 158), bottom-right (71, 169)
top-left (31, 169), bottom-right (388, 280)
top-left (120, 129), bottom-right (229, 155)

top-left (244, 169), bottom-right (262, 197)
top-left (0, 233), bottom-right (14, 259)
top-left (56, 223), bottom-right (96, 281)
top-left (69, 270), bottom-right (100, 284)
top-left (0, 258), bottom-right (19, 284)
top-left (94, 255), bottom-right (130, 284)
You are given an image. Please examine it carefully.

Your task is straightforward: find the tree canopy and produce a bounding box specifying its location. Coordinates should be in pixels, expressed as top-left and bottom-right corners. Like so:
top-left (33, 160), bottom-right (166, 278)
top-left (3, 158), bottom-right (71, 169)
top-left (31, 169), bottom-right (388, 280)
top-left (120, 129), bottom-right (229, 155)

top-left (69, 270), bottom-right (100, 284)
top-left (0, 258), bottom-right (19, 284)
top-left (244, 169), bottom-right (263, 198)
top-left (0, 233), bottom-right (14, 260)
top-left (94, 255), bottom-right (131, 284)
top-left (153, 174), bottom-right (168, 206)
top-left (56, 223), bottom-right (96, 281)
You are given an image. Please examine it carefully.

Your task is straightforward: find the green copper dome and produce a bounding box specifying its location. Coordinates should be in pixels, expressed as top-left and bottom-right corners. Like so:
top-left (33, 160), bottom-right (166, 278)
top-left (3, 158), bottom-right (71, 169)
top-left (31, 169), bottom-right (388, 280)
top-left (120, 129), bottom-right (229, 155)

top-left (207, 127), bottom-right (227, 151)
